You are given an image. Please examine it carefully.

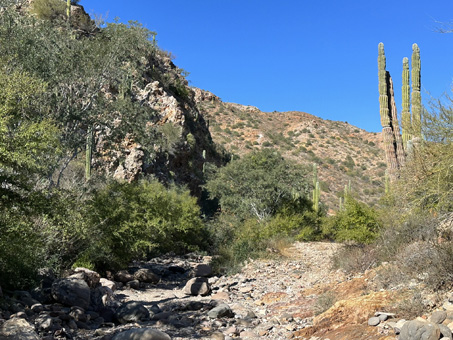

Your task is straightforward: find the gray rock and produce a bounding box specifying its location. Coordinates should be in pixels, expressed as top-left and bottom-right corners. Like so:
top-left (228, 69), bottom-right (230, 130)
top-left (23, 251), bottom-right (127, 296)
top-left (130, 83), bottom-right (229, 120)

top-left (115, 301), bottom-right (150, 324)
top-left (208, 304), bottom-right (235, 319)
top-left (399, 319), bottom-right (440, 340)
top-left (439, 324), bottom-right (453, 340)
top-left (134, 268), bottom-right (160, 284)
top-left (126, 280), bottom-right (140, 290)
top-left (112, 328), bottom-right (171, 340)
top-left (100, 278), bottom-right (116, 291)
top-left (0, 318), bottom-right (39, 340)
top-left (52, 278), bottom-right (91, 309)
top-left (368, 316), bottom-right (380, 326)
top-left (194, 264), bottom-right (213, 277)
top-left (378, 314), bottom-right (388, 321)
top-left (13, 291), bottom-right (39, 307)
top-left (71, 267), bottom-right (101, 288)
top-left (430, 310), bottom-right (448, 324)
top-left (114, 270), bottom-right (134, 283)
top-left (183, 277), bottom-right (211, 296)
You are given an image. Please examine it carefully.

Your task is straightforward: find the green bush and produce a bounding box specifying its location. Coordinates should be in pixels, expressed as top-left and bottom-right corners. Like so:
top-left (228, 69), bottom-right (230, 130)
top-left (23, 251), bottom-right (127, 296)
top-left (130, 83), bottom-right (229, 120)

top-left (322, 194), bottom-right (380, 244)
top-left (80, 179), bottom-right (206, 271)
top-left (30, 0), bottom-right (66, 21)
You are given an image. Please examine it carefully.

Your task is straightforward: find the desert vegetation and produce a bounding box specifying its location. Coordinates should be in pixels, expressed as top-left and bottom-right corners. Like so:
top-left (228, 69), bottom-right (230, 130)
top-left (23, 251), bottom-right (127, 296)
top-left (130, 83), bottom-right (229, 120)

top-left (0, 3), bottom-right (452, 332)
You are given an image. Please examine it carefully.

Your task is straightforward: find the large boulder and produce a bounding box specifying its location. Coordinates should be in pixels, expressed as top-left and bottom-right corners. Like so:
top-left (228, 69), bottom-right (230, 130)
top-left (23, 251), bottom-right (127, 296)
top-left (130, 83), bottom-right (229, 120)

top-left (182, 277), bottom-right (211, 296)
top-left (399, 319), bottom-right (440, 340)
top-left (133, 268), bottom-right (160, 284)
top-left (0, 318), bottom-right (39, 340)
top-left (115, 301), bottom-right (150, 324)
top-left (193, 264), bottom-right (213, 277)
top-left (51, 278), bottom-right (91, 309)
top-left (112, 328), bottom-right (171, 340)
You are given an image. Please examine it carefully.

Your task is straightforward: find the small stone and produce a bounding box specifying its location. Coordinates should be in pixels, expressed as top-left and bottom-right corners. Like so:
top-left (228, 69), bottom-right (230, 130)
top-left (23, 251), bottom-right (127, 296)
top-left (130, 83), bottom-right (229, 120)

top-left (35, 314), bottom-right (54, 331)
top-left (30, 303), bottom-right (44, 313)
top-left (378, 314), bottom-right (388, 321)
top-left (72, 267), bottom-right (101, 288)
top-left (114, 270), bottom-right (134, 283)
top-left (368, 316), bottom-right (381, 326)
top-left (211, 332), bottom-right (225, 340)
top-left (100, 278), bottom-right (116, 291)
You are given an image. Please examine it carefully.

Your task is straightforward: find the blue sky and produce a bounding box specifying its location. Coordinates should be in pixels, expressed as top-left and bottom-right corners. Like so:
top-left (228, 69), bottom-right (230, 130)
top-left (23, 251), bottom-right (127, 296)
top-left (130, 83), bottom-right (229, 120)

top-left (82, 0), bottom-right (453, 132)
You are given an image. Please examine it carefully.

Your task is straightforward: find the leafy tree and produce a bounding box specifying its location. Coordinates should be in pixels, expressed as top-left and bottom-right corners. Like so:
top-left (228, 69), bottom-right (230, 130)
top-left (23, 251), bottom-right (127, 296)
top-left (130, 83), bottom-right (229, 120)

top-left (205, 149), bottom-right (310, 222)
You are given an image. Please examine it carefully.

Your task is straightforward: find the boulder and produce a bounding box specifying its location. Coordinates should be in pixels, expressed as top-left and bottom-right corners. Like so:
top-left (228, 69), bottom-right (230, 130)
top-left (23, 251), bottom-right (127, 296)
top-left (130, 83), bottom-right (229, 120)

top-left (71, 267), bottom-right (101, 288)
top-left (0, 318), bottom-right (39, 340)
top-left (208, 304), bottom-right (235, 319)
top-left (114, 270), bottom-right (134, 283)
top-left (134, 268), bottom-right (160, 284)
top-left (51, 278), bottom-right (91, 309)
top-left (399, 319), bottom-right (440, 340)
top-left (112, 328), bottom-right (171, 340)
top-left (439, 324), bottom-right (453, 340)
top-left (183, 277), bottom-right (211, 296)
top-left (100, 278), bottom-right (116, 291)
top-left (115, 301), bottom-right (150, 324)
top-left (193, 264), bottom-right (213, 277)
top-left (430, 310), bottom-right (447, 324)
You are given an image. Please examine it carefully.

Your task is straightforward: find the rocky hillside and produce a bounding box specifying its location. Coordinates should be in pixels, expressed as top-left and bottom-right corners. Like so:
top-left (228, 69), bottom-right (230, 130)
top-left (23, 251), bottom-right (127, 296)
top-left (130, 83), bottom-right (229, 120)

top-left (195, 89), bottom-right (386, 210)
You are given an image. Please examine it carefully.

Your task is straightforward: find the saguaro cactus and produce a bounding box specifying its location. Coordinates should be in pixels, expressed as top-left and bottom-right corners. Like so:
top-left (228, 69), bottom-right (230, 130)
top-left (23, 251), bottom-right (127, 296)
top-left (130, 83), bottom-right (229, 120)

top-left (411, 43), bottom-right (422, 138)
top-left (378, 43), bottom-right (400, 180)
top-left (312, 163), bottom-right (320, 212)
top-left (401, 57), bottom-right (411, 146)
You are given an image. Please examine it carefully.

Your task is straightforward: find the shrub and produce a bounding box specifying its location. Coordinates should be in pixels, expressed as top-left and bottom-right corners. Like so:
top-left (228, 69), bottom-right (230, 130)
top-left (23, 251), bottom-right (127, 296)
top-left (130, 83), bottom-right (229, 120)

top-left (30, 0), bottom-right (66, 21)
top-left (81, 179), bottom-right (206, 271)
top-left (322, 194), bottom-right (380, 244)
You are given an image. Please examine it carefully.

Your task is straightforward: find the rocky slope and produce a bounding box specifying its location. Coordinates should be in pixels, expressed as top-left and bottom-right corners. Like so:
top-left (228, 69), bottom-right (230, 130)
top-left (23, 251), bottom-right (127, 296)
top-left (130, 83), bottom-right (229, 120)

top-left (194, 89), bottom-right (386, 210)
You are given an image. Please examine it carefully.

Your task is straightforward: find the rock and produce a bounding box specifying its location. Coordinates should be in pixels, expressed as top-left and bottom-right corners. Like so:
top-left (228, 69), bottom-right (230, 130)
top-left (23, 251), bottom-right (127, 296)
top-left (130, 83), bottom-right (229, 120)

top-left (35, 314), bottom-right (54, 331)
top-left (0, 318), bottom-right (39, 339)
top-left (100, 278), bottom-right (116, 291)
top-left (126, 280), bottom-right (140, 290)
top-left (211, 291), bottom-right (229, 300)
top-left (430, 310), bottom-right (448, 324)
top-left (30, 303), bottom-right (44, 313)
top-left (71, 267), bottom-right (101, 288)
top-left (211, 332), bottom-right (225, 340)
top-left (112, 328), bottom-right (171, 340)
top-left (368, 316), bottom-right (381, 326)
top-left (399, 319), bottom-right (440, 340)
top-left (183, 277), bottom-right (211, 296)
top-left (114, 270), bottom-right (134, 283)
top-left (115, 301), bottom-right (150, 324)
top-left (207, 304), bottom-right (234, 319)
top-left (378, 313), bottom-right (388, 321)
top-left (194, 264), bottom-right (213, 277)
top-left (52, 278), bottom-right (91, 309)
top-left (13, 291), bottom-right (39, 307)
top-left (134, 268), bottom-right (160, 284)
top-left (439, 324), bottom-right (453, 340)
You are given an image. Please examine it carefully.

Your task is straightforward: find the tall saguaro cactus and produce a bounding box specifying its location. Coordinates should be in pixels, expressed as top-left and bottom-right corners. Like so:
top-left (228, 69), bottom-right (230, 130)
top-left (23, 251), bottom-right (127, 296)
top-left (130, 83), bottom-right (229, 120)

top-left (312, 163), bottom-right (320, 213)
top-left (401, 57), bottom-right (411, 146)
top-left (411, 43), bottom-right (422, 138)
top-left (378, 43), bottom-right (401, 180)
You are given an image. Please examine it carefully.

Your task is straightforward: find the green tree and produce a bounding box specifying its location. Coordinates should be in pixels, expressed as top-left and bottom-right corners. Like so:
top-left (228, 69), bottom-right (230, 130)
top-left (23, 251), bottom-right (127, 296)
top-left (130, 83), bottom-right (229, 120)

top-left (205, 149), bottom-right (310, 222)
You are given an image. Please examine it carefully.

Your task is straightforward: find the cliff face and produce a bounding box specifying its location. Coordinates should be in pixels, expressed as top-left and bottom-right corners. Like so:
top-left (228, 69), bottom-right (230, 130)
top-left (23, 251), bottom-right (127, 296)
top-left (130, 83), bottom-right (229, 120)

top-left (99, 51), bottom-right (221, 197)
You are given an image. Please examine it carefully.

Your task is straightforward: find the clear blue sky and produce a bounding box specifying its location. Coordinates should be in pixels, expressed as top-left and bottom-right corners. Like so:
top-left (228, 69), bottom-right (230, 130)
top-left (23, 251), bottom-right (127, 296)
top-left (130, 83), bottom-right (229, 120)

top-left (82, 0), bottom-right (453, 132)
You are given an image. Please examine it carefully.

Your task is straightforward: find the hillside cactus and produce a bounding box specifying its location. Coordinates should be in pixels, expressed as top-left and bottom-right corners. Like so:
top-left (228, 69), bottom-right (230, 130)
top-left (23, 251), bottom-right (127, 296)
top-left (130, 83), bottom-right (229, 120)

top-left (312, 163), bottom-right (320, 212)
top-left (401, 57), bottom-right (411, 146)
top-left (411, 43), bottom-right (422, 138)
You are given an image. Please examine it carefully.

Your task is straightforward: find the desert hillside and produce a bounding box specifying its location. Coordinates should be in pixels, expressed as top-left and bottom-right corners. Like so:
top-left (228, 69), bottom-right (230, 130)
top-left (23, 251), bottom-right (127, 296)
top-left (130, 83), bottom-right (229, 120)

top-left (195, 89), bottom-right (386, 211)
